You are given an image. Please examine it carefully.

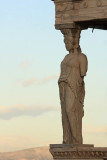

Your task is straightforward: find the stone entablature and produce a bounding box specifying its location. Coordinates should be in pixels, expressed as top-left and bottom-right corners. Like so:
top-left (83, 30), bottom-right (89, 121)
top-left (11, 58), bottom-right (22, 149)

top-left (52, 0), bottom-right (83, 2)
top-left (53, 0), bottom-right (107, 30)
top-left (50, 144), bottom-right (107, 159)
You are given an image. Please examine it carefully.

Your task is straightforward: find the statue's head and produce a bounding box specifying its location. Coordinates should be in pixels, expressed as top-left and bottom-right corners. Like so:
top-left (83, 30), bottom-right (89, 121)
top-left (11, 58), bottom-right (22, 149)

top-left (61, 28), bottom-right (81, 52)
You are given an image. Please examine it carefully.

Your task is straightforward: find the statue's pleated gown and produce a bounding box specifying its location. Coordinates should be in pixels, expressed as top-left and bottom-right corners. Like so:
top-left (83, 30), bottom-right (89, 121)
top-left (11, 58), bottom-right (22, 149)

top-left (58, 51), bottom-right (88, 144)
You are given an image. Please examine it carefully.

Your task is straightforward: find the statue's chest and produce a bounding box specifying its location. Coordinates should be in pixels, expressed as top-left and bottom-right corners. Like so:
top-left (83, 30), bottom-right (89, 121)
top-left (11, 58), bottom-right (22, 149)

top-left (62, 55), bottom-right (79, 69)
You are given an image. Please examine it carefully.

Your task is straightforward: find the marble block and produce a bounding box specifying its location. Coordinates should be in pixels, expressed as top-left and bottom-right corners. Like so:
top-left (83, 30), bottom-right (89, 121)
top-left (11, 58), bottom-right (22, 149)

top-left (50, 144), bottom-right (107, 160)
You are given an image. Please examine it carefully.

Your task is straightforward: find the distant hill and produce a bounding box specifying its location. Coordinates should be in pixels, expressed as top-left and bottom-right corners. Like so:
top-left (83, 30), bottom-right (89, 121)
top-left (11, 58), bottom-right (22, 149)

top-left (0, 146), bottom-right (53, 160)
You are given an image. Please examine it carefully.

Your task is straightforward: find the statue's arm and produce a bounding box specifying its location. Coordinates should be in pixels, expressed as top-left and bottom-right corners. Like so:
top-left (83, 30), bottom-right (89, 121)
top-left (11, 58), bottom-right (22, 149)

top-left (79, 54), bottom-right (88, 77)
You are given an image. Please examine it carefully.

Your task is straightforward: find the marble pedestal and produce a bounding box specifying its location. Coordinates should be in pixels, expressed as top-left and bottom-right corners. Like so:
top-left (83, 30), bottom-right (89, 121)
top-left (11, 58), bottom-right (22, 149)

top-left (50, 144), bottom-right (107, 160)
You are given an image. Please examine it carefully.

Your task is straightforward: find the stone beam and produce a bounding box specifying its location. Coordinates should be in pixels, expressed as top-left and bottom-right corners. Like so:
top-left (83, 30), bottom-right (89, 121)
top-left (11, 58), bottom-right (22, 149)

top-left (50, 144), bottom-right (107, 160)
top-left (53, 0), bottom-right (107, 30)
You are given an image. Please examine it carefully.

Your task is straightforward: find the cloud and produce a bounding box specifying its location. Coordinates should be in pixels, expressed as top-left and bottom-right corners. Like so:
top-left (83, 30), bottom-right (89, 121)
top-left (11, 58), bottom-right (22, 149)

top-left (17, 74), bottom-right (59, 87)
top-left (83, 124), bottom-right (107, 134)
top-left (19, 60), bottom-right (33, 70)
top-left (38, 74), bottom-right (59, 85)
top-left (22, 78), bottom-right (36, 87)
top-left (15, 78), bottom-right (36, 87)
top-left (0, 105), bottom-right (58, 120)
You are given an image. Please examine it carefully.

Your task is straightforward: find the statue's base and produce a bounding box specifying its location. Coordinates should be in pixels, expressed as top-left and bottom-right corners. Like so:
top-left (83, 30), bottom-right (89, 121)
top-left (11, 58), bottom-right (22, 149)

top-left (50, 144), bottom-right (107, 160)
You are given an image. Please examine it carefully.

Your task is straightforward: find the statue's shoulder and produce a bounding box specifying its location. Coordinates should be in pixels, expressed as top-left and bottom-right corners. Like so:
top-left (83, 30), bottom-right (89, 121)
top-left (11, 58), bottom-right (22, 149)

top-left (79, 53), bottom-right (87, 58)
top-left (65, 54), bottom-right (69, 58)
top-left (79, 53), bottom-right (87, 61)
top-left (63, 54), bottom-right (69, 60)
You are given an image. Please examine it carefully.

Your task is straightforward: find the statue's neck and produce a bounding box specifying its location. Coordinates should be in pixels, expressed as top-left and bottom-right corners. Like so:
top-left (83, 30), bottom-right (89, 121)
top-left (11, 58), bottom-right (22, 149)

top-left (69, 48), bottom-right (81, 55)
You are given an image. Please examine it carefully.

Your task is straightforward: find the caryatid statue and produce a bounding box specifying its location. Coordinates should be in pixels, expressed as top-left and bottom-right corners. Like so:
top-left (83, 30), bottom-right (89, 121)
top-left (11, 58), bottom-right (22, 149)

top-left (58, 28), bottom-right (88, 144)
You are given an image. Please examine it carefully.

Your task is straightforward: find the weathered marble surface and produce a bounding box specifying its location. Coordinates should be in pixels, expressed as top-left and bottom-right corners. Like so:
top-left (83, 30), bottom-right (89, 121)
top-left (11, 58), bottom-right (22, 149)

top-left (54, 159), bottom-right (103, 160)
top-left (50, 1), bottom-right (107, 160)
top-left (50, 144), bottom-right (107, 160)
top-left (53, 0), bottom-right (107, 30)
top-left (55, 0), bottom-right (107, 23)
top-left (58, 28), bottom-right (88, 145)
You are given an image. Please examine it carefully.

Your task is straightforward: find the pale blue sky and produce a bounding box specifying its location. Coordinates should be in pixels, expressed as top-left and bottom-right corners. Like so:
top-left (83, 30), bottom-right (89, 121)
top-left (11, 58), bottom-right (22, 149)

top-left (0, 0), bottom-right (107, 152)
